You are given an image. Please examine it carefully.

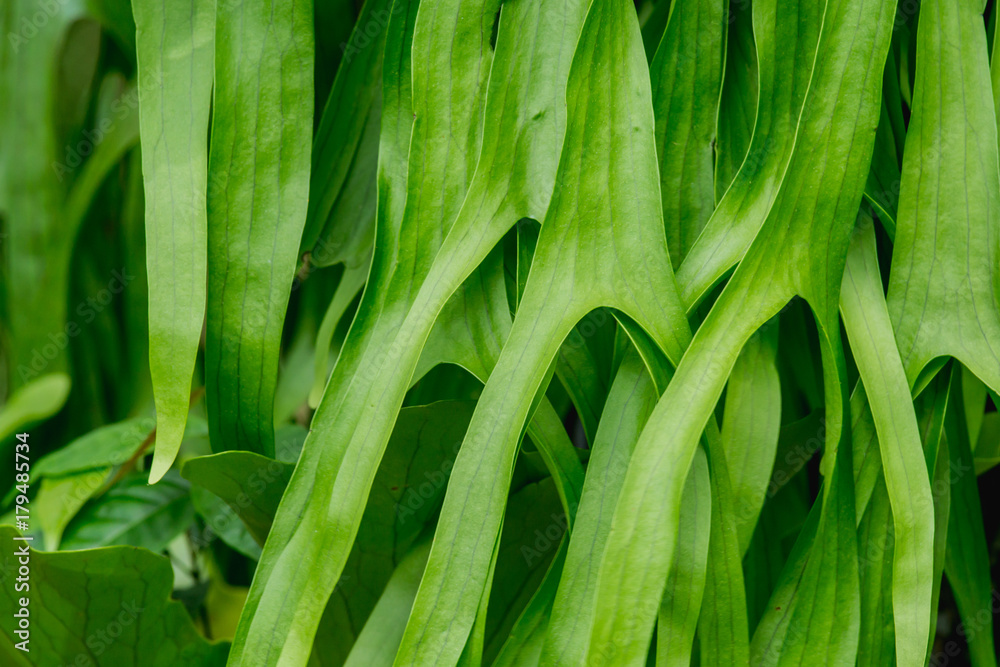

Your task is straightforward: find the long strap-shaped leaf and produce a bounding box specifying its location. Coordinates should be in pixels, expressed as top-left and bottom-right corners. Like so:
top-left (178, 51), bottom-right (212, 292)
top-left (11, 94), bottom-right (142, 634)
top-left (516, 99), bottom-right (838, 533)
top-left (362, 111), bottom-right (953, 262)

top-left (714, 0), bottom-right (757, 201)
top-left (712, 0), bottom-right (783, 558)
top-left (0, 0), bottom-right (84, 387)
top-left (697, 424), bottom-right (751, 665)
top-left (542, 349), bottom-right (702, 666)
top-left (656, 447), bottom-right (711, 667)
top-left (886, 0), bottom-right (1000, 397)
top-left (543, 6), bottom-right (732, 652)
top-left (230, 0), bottom-right (564, 659)
top-left (393, 1), bottom-right (693, 662)
top-left (229, 0), bottom-right (421, 660)
top-left (650, 0), bottom-right (725, 266)
top-left (132, 0), bottom-right (215, 482)
top-left (875, 1), bottom-right (1000, 657)
top-left (674, 0), bottom-right (825, 309)
top-left (722, 327), bottom-right (781, 553)
top-left (205, 0), bottom-right (314, 459)
top-left (942, 375), bottom-right (996, 667)
top-left (588, 0), bottom-right (896, 661)
top-left (840, 216), bottom-right (934, 666)
top-left (856, 474), bottom-right (895, 666)
top-left (300, 0), bottom-right (390, 253)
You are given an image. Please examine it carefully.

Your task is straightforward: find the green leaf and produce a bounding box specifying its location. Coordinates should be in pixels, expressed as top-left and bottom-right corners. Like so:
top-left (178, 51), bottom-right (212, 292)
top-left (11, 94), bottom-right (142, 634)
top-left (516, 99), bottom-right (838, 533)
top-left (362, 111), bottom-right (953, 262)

top-left (856, 475), bottom-right (895, 667)
top-left (714, 0), bottom-right (757, 201)
top-left (542, 350), bottom-right (661, 666)
top-left (343, 540), bottom-right (432, 667)
top-left (205, 0), bottom-right (314, 458)
top-left (0, 374), bottom-right (71, 444)
top-left (190, 484), bottom-right (262, 561)
top-left (840, 215), bottom-right (934, 664)
top-left (656, 447), bottom-right (711, 667)
top-left (230, 0), bottom-right (593, 657)
top-left (34, 416), bottom-right (154, 478)
top-left (394, 0), bottom-right (695, 659)
top-left (589, 0), bottom-right (896, 659)
top-left (181, 451), bottom-right (292, 546)
top-left (482, 477), bottom-right (566, 663)
top-left (886, 0), bottom-right (1000, 398)
top-left (60, 470), bottom-right (194, 552)
top-left (943, 375), bottom-right (996, 666)
top-left (720, 326), bottom-right (781, 553)
top-left (974, 411), bottom-right (1000, 474)
top-left (0, 525), bottom-right (227, 665)
top-left (674, 0), bottom-right (824, 310)
top-left (300, 0), bottom-right (390, 256)
top-left (131, 0), bottom-right (215, 482)
top-left (491, 539), bottom-right (566, 667)
top-left (0, 0), bottom-right (86, 387)
top-left (35, 468), bottom-right (111, 550)
top-left (650, 0), bottom-right (725, 266)
top-left (697, 434), bottom-right (749, 665)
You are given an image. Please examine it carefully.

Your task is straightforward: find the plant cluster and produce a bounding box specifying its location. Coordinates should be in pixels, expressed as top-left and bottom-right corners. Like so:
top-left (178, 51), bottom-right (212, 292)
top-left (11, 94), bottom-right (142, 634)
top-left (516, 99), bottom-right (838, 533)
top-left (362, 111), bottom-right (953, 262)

top-left (1, 0), bottom-right (999, 665)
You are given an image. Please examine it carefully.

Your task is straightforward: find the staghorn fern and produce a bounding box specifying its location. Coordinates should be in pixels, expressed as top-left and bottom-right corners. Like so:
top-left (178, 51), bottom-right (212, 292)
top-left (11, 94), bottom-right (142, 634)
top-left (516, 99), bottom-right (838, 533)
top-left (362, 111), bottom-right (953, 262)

top-left (0, 0), bottom-right (998, 665)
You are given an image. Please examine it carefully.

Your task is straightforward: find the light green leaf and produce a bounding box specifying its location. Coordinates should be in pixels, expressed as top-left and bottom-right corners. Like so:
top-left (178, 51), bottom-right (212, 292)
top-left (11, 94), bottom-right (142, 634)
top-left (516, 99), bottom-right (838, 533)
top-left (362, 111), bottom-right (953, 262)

top-left (181, 451), bottom-right (292, 546)
top-left (395, 0), bottom-right (693, 660)
top-left (343, 540), bottom-right (431, 667)
top-left (35, 468), bottom-right (110, 550)
top-left (231, 0), bottom-right (591, 659)
top-left (656, 447), bottom-right (711, 667)
top-left (0, 374), bottom-right (71, 444)
top-left (131, 0), bottom-right (215, 482)
top-left (590, 0), bottom-right (896, 659)
top-left (886, 0), bottom-right (1000, 398)
top-left (650, 0), bottom-right (725, 266)
top-left (543, 350), bottom-right (661, 666)
top-left (34, 416), bottom-right (154, 478)
top-left (840, 215), bottom-right (934, 665)
top-left (721, 326), bottom-right (781, 553)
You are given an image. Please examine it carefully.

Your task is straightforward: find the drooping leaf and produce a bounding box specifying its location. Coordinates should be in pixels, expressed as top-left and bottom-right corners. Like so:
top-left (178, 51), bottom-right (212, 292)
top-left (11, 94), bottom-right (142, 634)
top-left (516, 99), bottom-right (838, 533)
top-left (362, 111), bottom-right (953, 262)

top-left (132, 0), bottom-right (215, 482)
top-left (590, 0), bottom-right (896, 659)
top-left (840, 215), bottom-right (934, 664)
top-left (0, 0), bottom-right (87, 387)
top-left (205, 0), bottom-right (314, 458)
